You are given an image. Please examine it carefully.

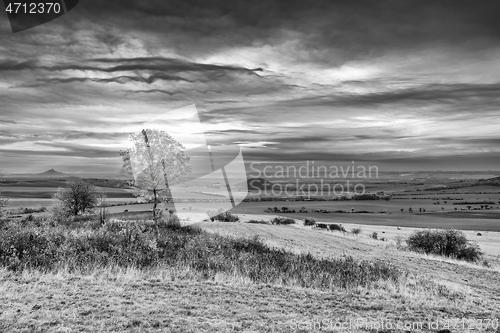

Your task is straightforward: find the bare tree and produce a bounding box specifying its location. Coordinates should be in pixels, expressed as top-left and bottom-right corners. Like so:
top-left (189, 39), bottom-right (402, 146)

top-left (120, 129), bottom-right (191, 222)
top-left (53, 179), bottom-right (98, 216)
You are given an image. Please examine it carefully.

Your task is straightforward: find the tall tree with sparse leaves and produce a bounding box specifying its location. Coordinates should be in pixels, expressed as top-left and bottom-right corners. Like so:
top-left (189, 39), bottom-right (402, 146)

top-left (120, 129), bottom-right (191, 221)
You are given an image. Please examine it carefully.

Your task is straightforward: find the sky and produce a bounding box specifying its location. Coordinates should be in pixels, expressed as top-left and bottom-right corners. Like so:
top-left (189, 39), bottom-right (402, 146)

top-left (1, 0), bottom-right (500, 174)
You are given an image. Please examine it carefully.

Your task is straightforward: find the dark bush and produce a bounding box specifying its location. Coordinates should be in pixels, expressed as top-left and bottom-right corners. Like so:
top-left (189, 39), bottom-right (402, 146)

top-left (351, 228), bottom-right (362, 235)
top-left (19, 207), bottom-right (47, 214)
top-left (271, 217), bottom-right (295, 225)
top-left (303, 217), bottom-right (316, 226)
top-left (329, 224), bottom-right (346, 232)
top-left (247, 219), bottom-right (269, 224)
top-left (316, 223), bottom-right (328, 229)
top-left (214, 211), bottom-right (240, 222)
top-left (406, 229), bottom-right (483, 262)
top-left (371, 232), bottom-right (378, 240)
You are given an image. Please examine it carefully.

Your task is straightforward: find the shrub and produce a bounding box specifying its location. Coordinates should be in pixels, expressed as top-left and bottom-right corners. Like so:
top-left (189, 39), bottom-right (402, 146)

top-left (247, 219), bottom-right (270, 224)
top-left (351, 228), bottom-right (362, 235)
top-left (329, 224), bottom-right (346, 232)
top-left (163, 213), bottom-right (181, 228)
top-left (303, 217), bottom-right (316, 226)
top-left (206, 208), bottom-right (220, 221)
top-left (271, 217), bottom-right (295, 225)
top-left (316, 223), bottom-right (328, 229)
top-left (208, 208), bottom-right (239, 222)
top-left (406, 229), bottom-right (483, 262)
top-left (0, 217), bottom-right (404, 290)
top-left (18, 207), bottom-right (47, 214)
top-left (215, 211), bottom-right (239, 222)
top-left (371, 232), bottom-right (378, 240)
top-left (50, 202), bottom-right (73, 224)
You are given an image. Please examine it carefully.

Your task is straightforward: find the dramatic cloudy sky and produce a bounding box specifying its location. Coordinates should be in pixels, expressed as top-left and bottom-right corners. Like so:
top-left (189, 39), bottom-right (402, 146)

top-left (1, 0), bottom-right (500, 174)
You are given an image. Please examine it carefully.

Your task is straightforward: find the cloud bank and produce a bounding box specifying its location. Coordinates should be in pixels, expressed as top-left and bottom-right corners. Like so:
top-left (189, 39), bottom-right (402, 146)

top-left (0, 0), bottom-right (499, 173)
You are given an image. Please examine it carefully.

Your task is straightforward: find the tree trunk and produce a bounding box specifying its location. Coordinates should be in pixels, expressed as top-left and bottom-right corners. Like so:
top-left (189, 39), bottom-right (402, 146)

top-left (152, 188), bottom-right (159, 235)
top-left (161, 159), bottom-right (176, 214)
top-left (152, 188), bottom-right (158, 219)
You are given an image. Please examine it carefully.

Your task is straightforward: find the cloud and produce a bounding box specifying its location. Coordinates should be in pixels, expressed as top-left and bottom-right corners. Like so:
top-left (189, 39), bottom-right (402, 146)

top-left (233, 141), bottom-right (279, 149)
top-left (1, 0), bottom-right (500, 172)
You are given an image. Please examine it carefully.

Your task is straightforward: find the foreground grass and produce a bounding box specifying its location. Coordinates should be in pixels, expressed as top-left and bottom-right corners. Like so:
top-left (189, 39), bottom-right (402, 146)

top-left (1, 266), bottom-right (499, 332)
top-left (1, 217), bottom-right (499, 332)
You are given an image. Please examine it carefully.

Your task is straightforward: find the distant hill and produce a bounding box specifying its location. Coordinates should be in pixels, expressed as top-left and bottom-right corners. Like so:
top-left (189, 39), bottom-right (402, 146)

top-left (37, 169), bottom-right (68, 177)
top-left (476, 177), bottom-right (500, 186)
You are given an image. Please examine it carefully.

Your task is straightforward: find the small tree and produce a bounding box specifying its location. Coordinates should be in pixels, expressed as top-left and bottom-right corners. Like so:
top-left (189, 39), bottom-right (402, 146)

top-left (53, 179), bottom-right (98, 216)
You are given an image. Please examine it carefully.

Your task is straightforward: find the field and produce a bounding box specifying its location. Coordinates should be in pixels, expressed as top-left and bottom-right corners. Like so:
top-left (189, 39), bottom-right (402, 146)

top-left (1, 219), bottom-right (500, 332)
top-left (1, 174), bottom-right (500, 332)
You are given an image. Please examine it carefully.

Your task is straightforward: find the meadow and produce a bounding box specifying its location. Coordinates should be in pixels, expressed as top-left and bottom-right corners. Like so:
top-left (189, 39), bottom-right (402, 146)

top-left (3, 176), bottom-right (500, 231)
top-left (1, 214), bottom-right (500, 332)
top-left (1, 174), bottom-right (500, 332)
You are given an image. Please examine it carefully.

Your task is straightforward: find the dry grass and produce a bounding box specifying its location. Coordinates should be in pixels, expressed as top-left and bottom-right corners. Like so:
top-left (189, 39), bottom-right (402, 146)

top-left (1, 217), bottom-right (500, 332)
top-left (1, 265), bottom-right (499, 333)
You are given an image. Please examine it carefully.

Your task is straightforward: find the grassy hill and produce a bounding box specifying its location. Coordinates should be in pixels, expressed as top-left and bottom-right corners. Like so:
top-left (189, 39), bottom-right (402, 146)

top-left (0, 215), bottom-right (499, 332)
